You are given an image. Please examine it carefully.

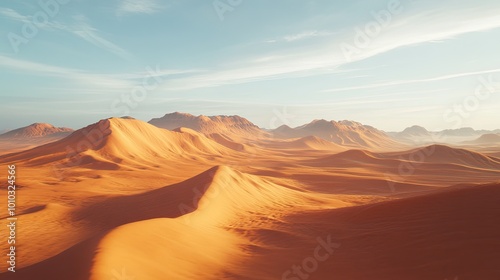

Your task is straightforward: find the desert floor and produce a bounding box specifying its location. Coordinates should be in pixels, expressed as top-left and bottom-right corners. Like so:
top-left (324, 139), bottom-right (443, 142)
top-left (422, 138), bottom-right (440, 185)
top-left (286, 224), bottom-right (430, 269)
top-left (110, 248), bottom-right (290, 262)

top-left (0, 118), bottom-right (499, 280)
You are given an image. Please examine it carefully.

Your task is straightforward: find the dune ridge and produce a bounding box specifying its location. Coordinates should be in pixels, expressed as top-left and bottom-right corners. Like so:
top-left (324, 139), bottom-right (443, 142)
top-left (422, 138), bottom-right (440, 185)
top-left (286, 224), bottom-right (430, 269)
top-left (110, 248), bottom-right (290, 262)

top-left (0, 117), bottom-right (234, 168)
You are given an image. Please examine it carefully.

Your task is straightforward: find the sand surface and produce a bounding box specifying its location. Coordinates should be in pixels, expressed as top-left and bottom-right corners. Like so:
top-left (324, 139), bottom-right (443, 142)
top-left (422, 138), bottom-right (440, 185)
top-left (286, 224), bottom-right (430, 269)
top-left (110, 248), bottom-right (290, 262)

top-left (0, 117), bottom-right (499, 280)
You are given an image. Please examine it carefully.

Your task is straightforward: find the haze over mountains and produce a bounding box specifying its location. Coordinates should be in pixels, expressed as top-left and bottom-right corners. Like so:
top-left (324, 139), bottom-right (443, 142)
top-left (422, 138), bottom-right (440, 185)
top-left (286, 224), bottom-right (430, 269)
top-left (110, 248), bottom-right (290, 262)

top-left (391, 125), bottom-right (500, 144)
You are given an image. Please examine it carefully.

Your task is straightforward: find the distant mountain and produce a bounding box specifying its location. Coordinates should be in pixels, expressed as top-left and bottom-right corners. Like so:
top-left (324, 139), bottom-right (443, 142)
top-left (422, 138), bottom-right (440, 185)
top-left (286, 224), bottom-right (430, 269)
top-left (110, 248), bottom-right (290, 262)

top-left (0, 123), bottom-right (73, 138)
top-left (148, 112), bottom-right (268, 140)
top-left (392, 126), bottom-right (500, 144)
top-left (398, 125), bottom-right (431, 137)
top-left (272, 119), bottom-right (401, 149)
top-left (440, 127), bottom-right (478, 137)
top-left (466, 133), bottom-right (500, 145)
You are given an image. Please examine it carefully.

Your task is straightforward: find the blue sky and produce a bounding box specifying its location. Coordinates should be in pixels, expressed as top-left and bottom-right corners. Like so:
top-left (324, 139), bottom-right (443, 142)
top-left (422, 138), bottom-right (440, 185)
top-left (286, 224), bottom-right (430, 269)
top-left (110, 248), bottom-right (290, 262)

top-left (1, 0), bottom-right (500, 131)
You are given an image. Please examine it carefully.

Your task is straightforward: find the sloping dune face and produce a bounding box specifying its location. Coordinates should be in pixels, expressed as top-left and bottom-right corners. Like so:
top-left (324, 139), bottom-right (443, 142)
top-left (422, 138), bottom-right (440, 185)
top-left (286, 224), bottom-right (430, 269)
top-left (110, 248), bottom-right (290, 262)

top-left (389, 144), bottom-right (500, 169)
top-left (284, 136), bottom-right (346, 151)
top-left (236, 183), bottom-right (500, 280)
top-left (0, 117), bottom-right (233, 168)
top-left (88, 166), bottom-right (328, 280)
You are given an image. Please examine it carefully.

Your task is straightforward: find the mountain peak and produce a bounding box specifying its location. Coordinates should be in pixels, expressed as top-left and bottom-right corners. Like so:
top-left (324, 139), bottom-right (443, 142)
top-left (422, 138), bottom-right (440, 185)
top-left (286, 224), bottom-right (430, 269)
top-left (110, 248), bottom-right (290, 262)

top-left (148, 112), bottom-right (266, 140)
top-left (400, 125), bottom-right (430, 136)
top-left (0, 122), bottom-right (73, 138)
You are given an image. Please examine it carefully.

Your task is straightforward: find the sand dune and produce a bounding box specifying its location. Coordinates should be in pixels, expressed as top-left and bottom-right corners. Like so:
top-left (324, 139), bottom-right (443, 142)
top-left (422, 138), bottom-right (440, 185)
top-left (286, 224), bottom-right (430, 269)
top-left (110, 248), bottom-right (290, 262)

top-left (89, 165), bottom-right (347, 280)
top-left (237, 182), bottom-right (500, 280)
top-left (388, 144), bottom-right (500, 169)
top-left (1, 115), bottom-right (499, 280)
top-left (11, 177), bottom-right (498, 279)
top-left (263, 135), bottom-right (346, 151)
top-left (0, 117), bottom-right (233, 168)
top-left (307, 144), bottom-right (500, 171)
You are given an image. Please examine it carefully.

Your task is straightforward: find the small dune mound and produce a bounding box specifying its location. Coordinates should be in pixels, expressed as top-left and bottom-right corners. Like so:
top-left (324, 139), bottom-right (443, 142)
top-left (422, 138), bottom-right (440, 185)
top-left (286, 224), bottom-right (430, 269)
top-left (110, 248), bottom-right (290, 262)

top-left (317, 149), bottom-right (380, 164)
top-left (395, 144), bottom-right (500, 169)
top-left (208, 133), bottom-right (248, 151)
top-left (285, 135), bottom-right (346, 151)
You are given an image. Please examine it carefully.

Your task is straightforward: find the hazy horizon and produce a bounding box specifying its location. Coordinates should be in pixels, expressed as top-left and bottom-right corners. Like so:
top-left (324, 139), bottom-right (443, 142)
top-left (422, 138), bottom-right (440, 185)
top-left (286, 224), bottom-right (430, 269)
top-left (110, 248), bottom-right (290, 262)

top-left (2, 111), bottom-right (500, 133)
top-left (1, 0), bottom-right (500, 130)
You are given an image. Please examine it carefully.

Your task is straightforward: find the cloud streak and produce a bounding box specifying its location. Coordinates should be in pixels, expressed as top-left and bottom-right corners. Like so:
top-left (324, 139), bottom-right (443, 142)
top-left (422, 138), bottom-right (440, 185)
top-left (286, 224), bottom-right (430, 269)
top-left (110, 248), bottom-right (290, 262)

top-left (0, 54), bottom-right (195, 92)
top-left (117, 0), bottom-right (164, 16)
top-left (0, 7), bottom-right (131, 59)
top-left (266, 30), bottom-right (334, 43)
top-left (154, 3), bottom-right (500, 90)
top-left (68, 15), bottom-right (132, 60)
top-left (322, 68), bottom-right (500, 93)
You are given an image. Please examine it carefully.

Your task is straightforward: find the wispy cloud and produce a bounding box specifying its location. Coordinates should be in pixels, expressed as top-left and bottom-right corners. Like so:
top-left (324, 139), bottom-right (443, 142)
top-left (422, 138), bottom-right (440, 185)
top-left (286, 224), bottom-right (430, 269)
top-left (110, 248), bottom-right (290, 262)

top-left (322, 68), bottom-right (500, 93)
top-left (0, 54), bottom-right (195, 92)
top-left (266, 30), bottom-right (333, 43)
top-left (0, 54), bottom-right (133, 90)
top-left (0, 7), bottom-right (132, 59)
top-left (159, 4), bottom-right (500, 90)
top-left (68, 15), bottom-right (132, 60)
top-left (343, 9), bottom-right (500, 64)
top-left (117, 0), bottom-right (164, 16)
top-left (0, 7), bottom-right (30, 23)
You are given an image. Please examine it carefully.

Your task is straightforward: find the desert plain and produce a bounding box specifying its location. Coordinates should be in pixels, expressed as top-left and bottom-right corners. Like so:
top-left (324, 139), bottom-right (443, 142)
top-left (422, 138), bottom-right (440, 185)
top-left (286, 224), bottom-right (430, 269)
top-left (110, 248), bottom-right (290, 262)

top-left (0, 112), bottom-right (499, 280)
